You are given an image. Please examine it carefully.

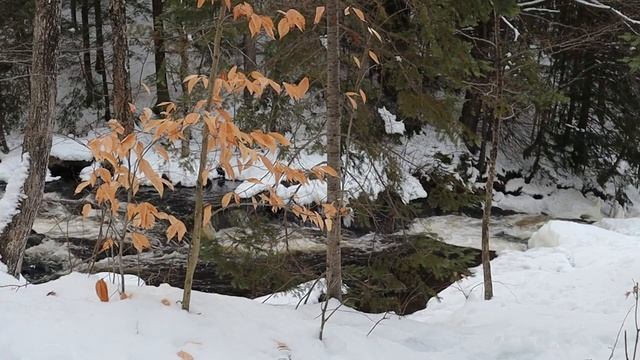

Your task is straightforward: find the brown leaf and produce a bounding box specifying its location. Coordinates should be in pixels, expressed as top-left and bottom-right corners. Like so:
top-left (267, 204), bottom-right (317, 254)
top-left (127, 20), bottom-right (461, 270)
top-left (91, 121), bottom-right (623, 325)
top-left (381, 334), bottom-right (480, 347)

top-left (108, 119), bottom-right (125, 135)
top-left (286, 9), bottom-right (305, 31)
top-left (346, 94), bottom-right (358, 110)
top-left (359, 89), bottom-right (367, 103)
top-left (82, 204), bottom-right (92, 219)
top-left (95, 279), bottom-right (109, 302)
top-left (251, 131), bottom-right (277, 152)
top-left (353, 56), bottom-right (361, 69)
top-left (100, 238), bottom-right (116, 253)
top-left (368, 27), bottom-right (383, 42)
top-left (352, 7), bottom-right (366, 22)
top-left (203, 205), bottom-right (212, 227)
top-left (278, 18), bottom-right (290, 39)
top-left (283, 77), bottom-right (309, 101)
top-left (75, 181), bottom-right (91, 194)
top-left (187, 76), bottom-right (199, 94)
top-left (262, 16), bottom-right (275, 39)
top-left (196, 0), bottom-right (205, 8)
top-left (177, 351), bottom-right (194, 360)
top-left (139, 159), bottom-right (164, 197)
top-left (269, 132), bottom-right (290, 146)
top-left (184, 112), bottom-right (200, 125)
top-left (161, 298), bottom-right (171, 306)
top-left (314, 6), bottom-right (325, 24)
top-left (155, 144), bottom-right (170, 162)
top-left (46, 291), bottom-right (56, 296)
top-left (221, 192), bottom-right (234, 208)
top-left (368, 50), bottom-right (380, 64)
top-left (131, 232), bottom-right (151, 253)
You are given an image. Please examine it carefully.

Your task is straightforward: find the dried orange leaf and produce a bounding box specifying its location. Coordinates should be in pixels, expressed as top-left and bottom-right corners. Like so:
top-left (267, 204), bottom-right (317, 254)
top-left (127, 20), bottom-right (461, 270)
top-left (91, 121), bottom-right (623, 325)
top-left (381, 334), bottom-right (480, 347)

top-left (283, 77), bottom-right (309, 101)
top-left (74, 181), bottom-right (91, 194)
top-left (352, 7), bottom-right (366, 22)
top-left (269, 132), bottom-right (290, 146)
top-left (82, 204), bottom-right (92, 218)
top-left (95, 279), bottom-right (109, 302)
top-left (314, 6), bottom-right (325, 24)
top-left (203, 204), bottom-right (213, 227)
top-left (131, 232), bottom-right (151, 253)
top-left (278, 18), bottom-right (290, 39)
top-left (221, 192), bottom-right (234, 208)
top-left (368, 27), bottom-right (383, 42)
top-left (359, 89), bottom-right (367, 103)
top-left (353, 56), bottom-right (361, 69)
top-left (368, 50), bottom-right (380, 64)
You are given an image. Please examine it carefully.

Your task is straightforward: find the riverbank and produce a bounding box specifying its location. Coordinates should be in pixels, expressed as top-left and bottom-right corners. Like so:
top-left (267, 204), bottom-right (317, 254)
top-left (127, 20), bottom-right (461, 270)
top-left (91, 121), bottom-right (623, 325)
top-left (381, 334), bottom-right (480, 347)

top-left (1, 219), bottom-right (638, 359)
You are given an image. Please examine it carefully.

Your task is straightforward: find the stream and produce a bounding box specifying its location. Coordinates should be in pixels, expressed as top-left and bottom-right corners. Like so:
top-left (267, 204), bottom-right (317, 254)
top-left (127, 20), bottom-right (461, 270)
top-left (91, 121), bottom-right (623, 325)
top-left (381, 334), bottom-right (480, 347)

top-left (0, 179), bottom-right (548, 313)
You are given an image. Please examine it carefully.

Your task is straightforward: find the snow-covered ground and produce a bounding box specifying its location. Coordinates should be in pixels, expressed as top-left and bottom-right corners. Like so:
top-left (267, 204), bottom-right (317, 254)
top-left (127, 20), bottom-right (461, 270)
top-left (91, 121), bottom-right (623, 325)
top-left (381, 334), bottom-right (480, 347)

top-left (1, 218), bottom-right (640, 359)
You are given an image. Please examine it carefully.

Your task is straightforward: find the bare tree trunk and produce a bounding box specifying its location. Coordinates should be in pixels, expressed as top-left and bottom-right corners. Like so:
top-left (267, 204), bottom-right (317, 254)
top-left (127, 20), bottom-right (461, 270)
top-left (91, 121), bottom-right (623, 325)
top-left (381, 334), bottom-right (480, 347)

top-left (325, 0), bottom-right (343, 301)
top-left (71, 0), bottom-right (78, 30)
top-left (94, 0), bottom-right (111, 121)
top-left (81, 0), bottom-right (94, 106)
top-left (182, 5), bottom-right (226, 312)
top-left (477, 115), bottom-right (488, 175)
top-left (481, 12), bottom-right (504, 301)
top-left (152, 0), bottom-right (170, 106)
top-left (109, 0), bottom-right (133, 135)
top-left (179, 31), bottom-right (191, 158)
top-left (0, 118), bottom-right (9, 154)
top-left (481, 115), bottom-right (499, 300)
top-left (0, 0), bottom-right (60, 277)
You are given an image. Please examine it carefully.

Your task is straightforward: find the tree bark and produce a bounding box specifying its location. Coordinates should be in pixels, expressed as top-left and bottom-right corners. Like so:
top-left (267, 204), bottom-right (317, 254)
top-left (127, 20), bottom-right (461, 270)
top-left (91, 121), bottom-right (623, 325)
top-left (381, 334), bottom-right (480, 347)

top-left (152, 0), bottom-right (170, 106)
top-left (481, 115), bottom-right (499, 301)
top-left (109, 0), bottom-right (133, 135)
top-left (481, 12), bottom-right (504, 301)
top-left (94, 0), bottom-right (111, 121)
top-left (0, 118), bottom-right (9, 154)
top-left (71, 0), bottom-right (78, 30)
top-left (81, 0), bottom-right (95, 106)
top-left (477, 113), bottom-right (490, 175)
top-left (0, 0), bottom-right (60, 277)
top-left (325, 0), bottom-right (343, 301)
top-left (179, 30), bottom-right (191, 158)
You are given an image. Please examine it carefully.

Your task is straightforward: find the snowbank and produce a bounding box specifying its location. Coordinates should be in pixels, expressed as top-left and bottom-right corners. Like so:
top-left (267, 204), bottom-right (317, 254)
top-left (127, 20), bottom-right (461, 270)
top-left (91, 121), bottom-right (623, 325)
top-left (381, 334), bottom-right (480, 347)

top-left (2, 219), bottom-right (640, 359)
top-left (411, 219), bottom-right (640, 359)
top-left (0, 153), bottom-right (29, 234)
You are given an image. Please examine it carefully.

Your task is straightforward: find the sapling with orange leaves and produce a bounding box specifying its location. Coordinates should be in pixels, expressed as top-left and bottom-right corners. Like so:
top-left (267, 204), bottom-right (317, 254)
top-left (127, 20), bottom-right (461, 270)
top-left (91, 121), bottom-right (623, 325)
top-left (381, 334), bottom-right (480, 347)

top-left (180, 0), bottom-right (346, 311)
top-left (76, 113), bottom-right (188, 297)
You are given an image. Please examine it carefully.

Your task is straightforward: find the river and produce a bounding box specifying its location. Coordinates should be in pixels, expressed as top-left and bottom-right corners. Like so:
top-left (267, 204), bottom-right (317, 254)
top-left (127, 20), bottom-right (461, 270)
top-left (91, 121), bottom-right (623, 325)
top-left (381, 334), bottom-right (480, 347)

top-left (0, 179), bottom-right (546, 314)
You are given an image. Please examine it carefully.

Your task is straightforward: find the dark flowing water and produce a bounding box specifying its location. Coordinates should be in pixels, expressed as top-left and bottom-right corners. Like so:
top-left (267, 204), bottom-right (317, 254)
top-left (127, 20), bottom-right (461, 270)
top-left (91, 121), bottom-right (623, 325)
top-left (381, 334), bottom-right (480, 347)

top-left (2, 179), bottom-right (490, 314)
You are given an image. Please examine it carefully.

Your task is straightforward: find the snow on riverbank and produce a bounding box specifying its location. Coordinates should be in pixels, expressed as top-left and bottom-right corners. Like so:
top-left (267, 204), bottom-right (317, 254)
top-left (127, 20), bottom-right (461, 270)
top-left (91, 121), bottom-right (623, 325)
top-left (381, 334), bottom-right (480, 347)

top-left (1, 218), bottom-right (640, 359)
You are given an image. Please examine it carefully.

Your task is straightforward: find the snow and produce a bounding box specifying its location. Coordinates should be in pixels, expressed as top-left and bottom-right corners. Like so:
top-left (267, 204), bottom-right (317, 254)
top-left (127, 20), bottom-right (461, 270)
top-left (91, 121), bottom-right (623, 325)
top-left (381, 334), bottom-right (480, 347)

top-left (0, 133), bottom-right (92, 183)
top-left (494, 187), bottom-right (604, 220)
top-left (378, 106), bottom-right (406, 134)
top-left (49, 135), bottom-right (93, 162)
top-left (406, 214), bottom-right (546, 251)
top-left (0, 153), bottom-right (29, 235)
top-left (2, 217), bottom-right (640, 359)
